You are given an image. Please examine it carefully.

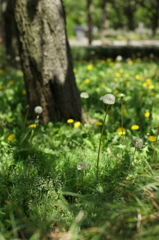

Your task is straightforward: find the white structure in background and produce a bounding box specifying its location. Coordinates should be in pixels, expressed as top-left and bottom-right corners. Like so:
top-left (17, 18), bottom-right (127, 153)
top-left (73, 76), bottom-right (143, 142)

top-left (135, 22), bottom-right (151, 36)
top-left (73, 25), bottom-right (98, 42)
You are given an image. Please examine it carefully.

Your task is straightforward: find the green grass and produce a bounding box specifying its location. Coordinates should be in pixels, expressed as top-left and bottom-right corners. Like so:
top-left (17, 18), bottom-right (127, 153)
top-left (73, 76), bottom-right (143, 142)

top-left (0, 57), bottom-right (159, 239)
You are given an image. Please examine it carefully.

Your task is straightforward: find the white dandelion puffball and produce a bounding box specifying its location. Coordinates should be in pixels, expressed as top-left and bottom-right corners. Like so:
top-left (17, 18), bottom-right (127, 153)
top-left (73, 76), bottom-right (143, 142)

top-left (120, 93), bottom-right (124, 98)
top-left (110, 83), bottom-right (116, 89)
top-left (77, 162), bottom-right (87, 170)
top-left (116, 55), bottom-right (122, 61)
top-left (133, 137), bottom-right (143, 149)
top-left (80, 92), bottom-right (89, 99)
top-left (34, 106), bottom-right (43, 114)
top-left (101, 94), bottom-right (115, 105)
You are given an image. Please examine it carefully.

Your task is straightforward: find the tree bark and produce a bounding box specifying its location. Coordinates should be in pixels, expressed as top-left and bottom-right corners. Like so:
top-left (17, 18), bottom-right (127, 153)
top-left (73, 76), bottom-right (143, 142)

top-left (1, 0), bottom-right (20, 68)
top-left (12, 0), bottom-right (84, 124)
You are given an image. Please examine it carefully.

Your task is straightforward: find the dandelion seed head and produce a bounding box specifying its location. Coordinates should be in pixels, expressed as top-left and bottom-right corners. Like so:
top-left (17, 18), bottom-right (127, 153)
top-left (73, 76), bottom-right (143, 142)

top-left (100, 94), bottom-right (115, 105)
top-left (80, 92), bottom-right (89, 99)
top-left (116, 55), bottom-right (122, 61)
top-left (34, 106), bottom-right (43, 114)
top-left (133, 137), bottom-right (143, 149)
top-left (110, 83), bottom-right (116, 89)
top-left (77, 162), bottom-right (87, 170)
top-left (120, 93), bottom-right (124, 98)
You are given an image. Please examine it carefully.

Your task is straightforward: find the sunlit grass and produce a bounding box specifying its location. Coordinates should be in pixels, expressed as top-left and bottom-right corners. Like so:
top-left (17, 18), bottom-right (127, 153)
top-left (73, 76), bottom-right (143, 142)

top-left (0, 57), bottom-right (159, 239)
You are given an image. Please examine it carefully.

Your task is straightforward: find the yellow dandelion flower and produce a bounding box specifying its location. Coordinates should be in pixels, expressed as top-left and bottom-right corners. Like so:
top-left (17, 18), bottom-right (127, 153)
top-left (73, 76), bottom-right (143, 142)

top-left (73, 69), bottom-right (77, 73)
top-left (0, 86), bottom-right (3, 90)
top-left (148, 85), bottom-right (154, 89)
top-left (142, 82), bottom-right (148, 87)
top-left (151, 92), bottom-right (156, 96)
top-left (74, 121), bottom-right (81, 128)
top-left (135, 75), bottom-right (141, 80)
top-left (0, 69), bottom-right (4, 74)
top-left (125, 81), bottom-right (130, 85)
top-left (120, 109), bottom-right (126, 114)
top-left (131, 125), bottom-right (139, 130)
top-left (115, 73), bottom-right (121, 77)
top-left (8, 80), bottom-right (14, 85)
top-left (107, 58), bottom-right (112, 62)
top-left (148, 136), bottom-right (157, 142)
top-left (100, 60), bottom-right (105, 64)
top-left (117, 128), bottom-right (126, 135)
top-left (67, 119), bottom-right (74, 123)
top-left (128, 60), bottom-right (133, 65)
top-left (114, 90), bottom-right (119, 94)
top-left (125, 74), bottom-right (130, 78)
top-left (7, 134), bottom-right (15, 141)
top-left (117, 127), bottom-right (125, 132)
top-left (22, 89), bottom-right (26, 95)
top-left (119, 69), bottom-right (124, 73)
top-left (144, 112), bottom-right (150, 117)
top-left (146, 79), bottom-right (151, 84)
top-left (28, 124), bottom-right (36, 128)
top-left (136, 58), bottom-right (141, 62)
top-left (87, 65), bottom-right (93, 70)
top-left (85, 79), bottom-right (91, 83)
top-left (118, 131), bottom-right (126, 135)
top-left (95, 122), bottom-right (103, 126)
top-left (114, 78), bottom-right (118, 81)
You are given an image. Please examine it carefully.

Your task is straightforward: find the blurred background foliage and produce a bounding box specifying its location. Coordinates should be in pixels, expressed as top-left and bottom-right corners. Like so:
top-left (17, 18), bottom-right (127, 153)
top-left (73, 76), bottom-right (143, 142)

top-left (63, 0), bottom-right (159, 39)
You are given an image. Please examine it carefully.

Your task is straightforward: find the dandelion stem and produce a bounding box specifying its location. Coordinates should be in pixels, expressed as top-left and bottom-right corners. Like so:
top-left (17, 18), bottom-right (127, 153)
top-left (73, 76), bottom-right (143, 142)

top-left (20, 131), bottom-right (30, 145)
top-left (24, 105), bottom-right (29, 126)
top-left (96, 105), bottom-right (109, 180)
top-left (121, 99), bottom-right (124, 136)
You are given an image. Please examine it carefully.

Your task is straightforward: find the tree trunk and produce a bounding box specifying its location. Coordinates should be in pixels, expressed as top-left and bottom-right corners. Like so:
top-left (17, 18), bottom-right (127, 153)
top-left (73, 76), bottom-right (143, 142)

top-left (124, 6), bottom-right (135, 31)
top-left (12, 0), bottom-right (84, 124)
top-left (87, 0), bottom-right (93, 46)
top-left (100, 0), bottom-right (108, 47)
top-left (151, 14), bottom-right (158, 37)
top-left (2, 0), bottom-right (20, 68)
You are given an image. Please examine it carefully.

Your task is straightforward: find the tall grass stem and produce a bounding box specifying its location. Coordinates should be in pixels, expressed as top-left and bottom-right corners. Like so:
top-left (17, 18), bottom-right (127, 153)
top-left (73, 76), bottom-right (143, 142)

top-left (96, 105), bottom-right (109, 180)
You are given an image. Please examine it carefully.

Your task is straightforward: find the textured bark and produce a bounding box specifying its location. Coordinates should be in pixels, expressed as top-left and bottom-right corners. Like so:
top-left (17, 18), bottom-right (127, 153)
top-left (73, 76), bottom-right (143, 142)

top-left (12, 0), bottom-right (83, 123)
top-left (1, 0), bottom-right (19, 68)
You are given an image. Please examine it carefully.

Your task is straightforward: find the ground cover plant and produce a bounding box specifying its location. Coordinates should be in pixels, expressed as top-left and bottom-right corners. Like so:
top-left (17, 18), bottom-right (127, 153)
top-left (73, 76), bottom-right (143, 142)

top-left (0, 56), bottom-right (159, 239)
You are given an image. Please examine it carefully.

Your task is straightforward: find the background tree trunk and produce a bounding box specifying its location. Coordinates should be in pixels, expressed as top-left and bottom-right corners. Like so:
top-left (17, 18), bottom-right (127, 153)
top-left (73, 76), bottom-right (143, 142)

top-left (124, 6), bottom-right (135, 31)
top-left (87, 0), bottom-right (93, 46)
top-left (2, 0), bottom-right (20, 68)
top-left (12, 0), bottom-right (83, 124)
top-left (100, 0), bottom-right (108, 47)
